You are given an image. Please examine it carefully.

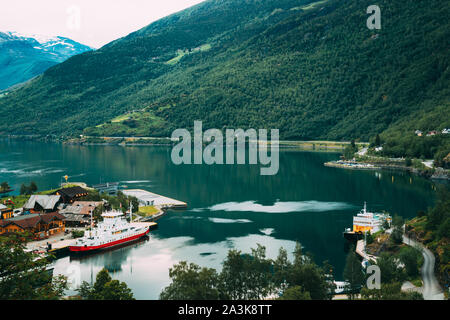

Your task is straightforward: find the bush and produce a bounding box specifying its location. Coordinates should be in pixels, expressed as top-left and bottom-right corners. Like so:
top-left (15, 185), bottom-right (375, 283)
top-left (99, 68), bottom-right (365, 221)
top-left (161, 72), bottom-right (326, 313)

top-left (391, 227), bottom-right (404, 245)
top-left (366, 232), bottom-right (374, 245)
top-left (72, 230), bottom-right (85, 239)
top-left (399, 247), bottom-right (422, 278)
top-left (405, 158), bottom-right (412, 166)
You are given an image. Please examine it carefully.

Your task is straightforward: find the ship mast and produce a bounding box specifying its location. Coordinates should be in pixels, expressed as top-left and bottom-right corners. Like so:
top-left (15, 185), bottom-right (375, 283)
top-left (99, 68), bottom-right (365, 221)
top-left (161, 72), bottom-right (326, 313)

top-left (90, 209), bottom-right (93, 237)
top-left (129, 201), bottom-right (133, 222)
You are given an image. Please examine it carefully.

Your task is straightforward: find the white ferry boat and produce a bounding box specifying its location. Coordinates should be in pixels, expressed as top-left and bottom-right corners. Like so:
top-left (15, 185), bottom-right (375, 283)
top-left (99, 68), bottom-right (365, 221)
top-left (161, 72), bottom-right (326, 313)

top-left (343, 202), bottom-right (391, 241)
top-left (69, 207), bottom-right (150, 253)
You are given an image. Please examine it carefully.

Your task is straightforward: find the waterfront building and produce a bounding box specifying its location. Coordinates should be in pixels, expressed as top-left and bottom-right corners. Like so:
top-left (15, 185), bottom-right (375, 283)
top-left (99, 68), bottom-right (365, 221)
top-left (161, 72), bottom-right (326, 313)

top-left (0, 204), bottom-right (13, 219)
top-left (0, 212), bottom-right (66, 239)
top-left (54, 186), bottom-right (89, 203)
top-left (59, 201), bottom-right (103, 227)
top-left (23, 195), bottom-right (62, 214)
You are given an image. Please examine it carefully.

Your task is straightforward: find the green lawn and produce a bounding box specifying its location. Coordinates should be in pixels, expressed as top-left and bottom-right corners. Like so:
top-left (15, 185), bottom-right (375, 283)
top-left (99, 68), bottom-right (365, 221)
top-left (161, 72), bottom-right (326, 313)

top-left (84, 109), bottom-right (168, 137)
top-left (138, 206), bottom-right (160, 217)
top-left (1, 184), bottom-right (81, 209)
top-left (165, 44), bottom-right (212, 65)
top-left (411, 278), bottom-right (423, 287)
top-left (1, 195), bottom-right (30, 209)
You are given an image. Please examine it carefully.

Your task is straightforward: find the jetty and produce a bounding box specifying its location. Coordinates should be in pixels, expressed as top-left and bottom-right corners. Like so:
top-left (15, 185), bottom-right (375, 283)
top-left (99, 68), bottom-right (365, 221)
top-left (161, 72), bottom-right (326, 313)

top-left (47, 239), bottom-right (76, 257)
top-left (130, 221), bottom-right (158, 231)
top-left (122, 189), bottom-right (187, 209)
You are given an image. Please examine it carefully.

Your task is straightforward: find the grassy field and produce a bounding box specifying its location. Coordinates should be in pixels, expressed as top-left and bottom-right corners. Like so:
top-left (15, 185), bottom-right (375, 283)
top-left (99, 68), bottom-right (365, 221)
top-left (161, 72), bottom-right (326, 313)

top-left (1, 195), bottom-right (30, 209)
top-left (0, 184), bottom-right (83, 209)
top-left (86, 109), bottom-right (168, 137)
top-left (137, 205), bottom-right (160, 217)
top-left (165, 44), bottom-right (212, 65)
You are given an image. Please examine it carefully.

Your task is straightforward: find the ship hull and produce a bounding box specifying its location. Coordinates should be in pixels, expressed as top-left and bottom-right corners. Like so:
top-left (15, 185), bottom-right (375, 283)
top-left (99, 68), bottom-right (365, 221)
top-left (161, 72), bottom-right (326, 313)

top-left (69, 228), bottom-right (150, 253)
top-left (343, 231), bottom-right (363, 242)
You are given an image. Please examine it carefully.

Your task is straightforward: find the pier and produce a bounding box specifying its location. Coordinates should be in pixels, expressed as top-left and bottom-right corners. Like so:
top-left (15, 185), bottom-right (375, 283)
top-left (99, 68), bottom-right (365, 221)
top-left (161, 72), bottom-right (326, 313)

top-left (122, 189), bottom-right (187, 209)
top-left (47, 239), bottom-right (76, 257)
top-left (130, 221), bottom-right (158, 231)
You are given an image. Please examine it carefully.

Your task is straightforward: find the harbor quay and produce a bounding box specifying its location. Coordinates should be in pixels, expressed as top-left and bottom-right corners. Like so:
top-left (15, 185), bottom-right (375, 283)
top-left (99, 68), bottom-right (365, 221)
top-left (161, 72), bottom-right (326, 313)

top-left (2, 182), bottom-right (186, 256)
top-left (121, 189), bottom-right (188, 209)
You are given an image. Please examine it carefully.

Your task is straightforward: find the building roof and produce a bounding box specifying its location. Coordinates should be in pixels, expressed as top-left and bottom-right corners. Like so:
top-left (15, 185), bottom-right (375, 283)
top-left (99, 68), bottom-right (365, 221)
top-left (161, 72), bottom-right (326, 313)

top-left (55, 186), bottom-right (88, 199)
top-left (59, 201), bottom-right (102, 215)
top-left (0, 212), bottom-right (65, 229)
top-left (23, 195), bottom-right (61, 210)
top-left (61, 214), bottom-right (89, 222)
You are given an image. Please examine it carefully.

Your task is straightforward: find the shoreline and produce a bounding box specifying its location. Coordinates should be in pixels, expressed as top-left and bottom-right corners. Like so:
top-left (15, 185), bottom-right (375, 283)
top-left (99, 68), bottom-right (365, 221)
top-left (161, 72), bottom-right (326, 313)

top-left (1, 134), bottom-right (368, 151)
top-left (324, 159), bottom-right (449, 181)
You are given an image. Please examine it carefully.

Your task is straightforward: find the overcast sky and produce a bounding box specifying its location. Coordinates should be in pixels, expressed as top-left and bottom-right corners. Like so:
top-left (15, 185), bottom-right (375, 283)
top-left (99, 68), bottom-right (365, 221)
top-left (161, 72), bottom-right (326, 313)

top-left (0, 0), bottom-right (205, 48)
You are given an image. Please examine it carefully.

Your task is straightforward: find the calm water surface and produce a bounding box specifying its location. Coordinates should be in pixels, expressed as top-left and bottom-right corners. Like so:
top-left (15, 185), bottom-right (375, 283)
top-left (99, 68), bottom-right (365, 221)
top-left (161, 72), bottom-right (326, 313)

top-left (0, 140), bottom-right (437, 299)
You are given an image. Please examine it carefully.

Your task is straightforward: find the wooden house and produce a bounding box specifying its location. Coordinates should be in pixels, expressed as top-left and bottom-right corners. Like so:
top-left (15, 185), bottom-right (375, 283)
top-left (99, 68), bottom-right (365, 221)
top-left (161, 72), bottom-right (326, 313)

top-left (0, 212), bottom-right (66, 239)
top-left (54, 186), bottom-right (89, 203)
top-left (23, 195), bottom-right (62, 214)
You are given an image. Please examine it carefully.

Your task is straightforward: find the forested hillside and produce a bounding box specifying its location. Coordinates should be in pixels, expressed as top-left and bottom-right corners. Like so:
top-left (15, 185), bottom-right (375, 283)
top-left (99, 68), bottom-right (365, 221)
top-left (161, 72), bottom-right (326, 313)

top-left (0, 0), bottom-right (448, 143)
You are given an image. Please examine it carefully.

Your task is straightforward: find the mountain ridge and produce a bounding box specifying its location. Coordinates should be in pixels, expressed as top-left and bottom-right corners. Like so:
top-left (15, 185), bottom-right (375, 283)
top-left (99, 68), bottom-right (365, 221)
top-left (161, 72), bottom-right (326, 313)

top-left (0, 31), bottom-right (92, 90)
top-left (0, 0), bottom-right (448, 144)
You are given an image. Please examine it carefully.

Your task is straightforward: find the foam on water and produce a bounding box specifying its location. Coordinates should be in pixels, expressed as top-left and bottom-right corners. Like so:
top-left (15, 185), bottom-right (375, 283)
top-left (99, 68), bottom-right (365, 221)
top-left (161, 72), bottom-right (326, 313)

top-left (201, 200), bottom-right (355, 213)
top-left (259, 228), bottom-right (275, 235)
top-left (208, 218), bottom-right (253, 224)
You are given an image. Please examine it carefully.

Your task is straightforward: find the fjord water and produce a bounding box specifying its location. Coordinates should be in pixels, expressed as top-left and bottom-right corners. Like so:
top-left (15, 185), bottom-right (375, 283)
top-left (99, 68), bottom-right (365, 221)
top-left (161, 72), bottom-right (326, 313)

top-left (0, 140), bottom-right (437, 299)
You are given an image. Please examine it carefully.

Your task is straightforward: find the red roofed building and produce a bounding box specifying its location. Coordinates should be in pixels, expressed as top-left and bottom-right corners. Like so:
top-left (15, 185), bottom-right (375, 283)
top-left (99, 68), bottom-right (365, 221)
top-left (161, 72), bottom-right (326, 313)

top-left (0, 212), bottom-right (66, 239)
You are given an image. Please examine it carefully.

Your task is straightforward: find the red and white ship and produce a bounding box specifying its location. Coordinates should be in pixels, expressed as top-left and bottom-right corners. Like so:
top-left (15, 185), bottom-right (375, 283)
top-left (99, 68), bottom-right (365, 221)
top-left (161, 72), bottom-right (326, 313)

top-left (69, 206), bottom-right (150, 253)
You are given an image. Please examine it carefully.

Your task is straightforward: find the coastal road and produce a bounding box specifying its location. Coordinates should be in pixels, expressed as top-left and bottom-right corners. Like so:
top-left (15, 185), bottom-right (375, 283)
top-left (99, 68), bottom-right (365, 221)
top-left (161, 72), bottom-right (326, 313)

top-left (402, 234), bottom-right (445, 300)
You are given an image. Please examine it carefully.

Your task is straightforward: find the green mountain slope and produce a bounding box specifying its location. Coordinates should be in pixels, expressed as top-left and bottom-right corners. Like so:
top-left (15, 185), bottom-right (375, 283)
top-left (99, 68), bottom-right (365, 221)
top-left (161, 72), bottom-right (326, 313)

top-left (0, 0), bottom-right (448, 142)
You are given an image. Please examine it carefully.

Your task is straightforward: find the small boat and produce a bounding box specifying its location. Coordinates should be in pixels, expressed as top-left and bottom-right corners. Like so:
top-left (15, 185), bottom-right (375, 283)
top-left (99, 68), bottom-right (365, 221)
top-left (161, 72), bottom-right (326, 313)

top-left (69, 204), bottom-right (150, 253)
top-left (343, 202), bottom-right (391, 242)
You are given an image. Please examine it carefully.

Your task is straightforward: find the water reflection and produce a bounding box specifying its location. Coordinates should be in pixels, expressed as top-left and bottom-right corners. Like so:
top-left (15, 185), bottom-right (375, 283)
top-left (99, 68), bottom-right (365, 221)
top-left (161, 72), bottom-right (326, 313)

top-left (0, 140), bottom-right (438, 299)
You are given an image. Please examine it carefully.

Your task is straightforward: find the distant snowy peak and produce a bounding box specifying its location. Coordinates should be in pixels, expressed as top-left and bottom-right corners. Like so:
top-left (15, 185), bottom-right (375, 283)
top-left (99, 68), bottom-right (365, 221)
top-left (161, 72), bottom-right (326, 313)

top-left (0, 31), bottom-right (93, 52)
top-left (4, 31), bottom-right (58, 43)
top-left (0, 31), bottom-right (93, 90)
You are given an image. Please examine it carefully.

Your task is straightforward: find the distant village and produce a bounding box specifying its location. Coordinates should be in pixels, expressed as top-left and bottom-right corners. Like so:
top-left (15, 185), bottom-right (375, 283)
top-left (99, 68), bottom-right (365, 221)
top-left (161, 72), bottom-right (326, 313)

top-left (0, 185), bottom-right (97, 240)
top-left (0, 181), bottom-right (187, 243)
top-left (415, 128), bottom-right (450, 137)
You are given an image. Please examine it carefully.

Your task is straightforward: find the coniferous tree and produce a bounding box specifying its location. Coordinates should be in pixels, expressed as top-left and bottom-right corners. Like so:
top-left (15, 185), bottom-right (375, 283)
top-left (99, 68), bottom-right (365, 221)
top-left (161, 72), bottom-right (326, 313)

top-left (343, 247), bottom-right (365, 299)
